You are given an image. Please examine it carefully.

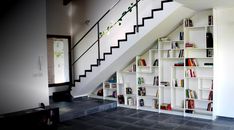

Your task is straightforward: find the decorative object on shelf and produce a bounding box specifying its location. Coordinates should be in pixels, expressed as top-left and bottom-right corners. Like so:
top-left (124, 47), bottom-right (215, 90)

top-left (152, 99), bottom-right (159, 108)
top-left (174, 62), bottom-right (184, 66)
top-left (160, 81), bottom-right (170, 86)
top-left (97, 88), bottom-right (103, 96)
top-left (208, 15), bottom-right (213, 25)
top-left (126, 87), bottom-right (133, 94)
top-left (118, 95), bottom-right (125, 104)
top-left (108, 73), bottom-right (117, 83)
top-left (174, 79), bottom-right (178, 87)
top-left (139, 99), bottom-right (144, 106)
top-left (112, 90), bottom-right (117, 98)
top-left (160, 103), bottom-right (172, 110)
top-left (127, 97), bottom-right (134, 106)
top-left (184, 18), bottom-right (193, 27)
top-left (185, 42), bottom-right (195, 48)
top-left (153, 76), bottom-right (159, 86)
top-left (180, 32), bottom-right (184, 40)
top-left (171, 41), bottom-right (180, 49)
top-left (138, 77), bottom-right (145, 85)
top-left (138, 87), bottom-right (146, 96)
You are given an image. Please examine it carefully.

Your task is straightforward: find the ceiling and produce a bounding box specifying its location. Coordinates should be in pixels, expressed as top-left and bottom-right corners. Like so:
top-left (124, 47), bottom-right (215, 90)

top-left (175, 0), bottom-right (234, 10)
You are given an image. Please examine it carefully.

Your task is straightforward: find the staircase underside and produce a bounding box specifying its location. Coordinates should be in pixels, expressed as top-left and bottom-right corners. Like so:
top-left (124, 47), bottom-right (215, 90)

top-left (71, 2), bottom-right (195, 97)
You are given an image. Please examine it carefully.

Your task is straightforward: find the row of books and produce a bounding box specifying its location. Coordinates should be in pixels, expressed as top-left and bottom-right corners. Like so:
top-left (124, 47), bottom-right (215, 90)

top-left (174, 79), bottom-right (184, 87)
top-left (138, 77), bottom-right (145, 85)
top-left (185, 42), bottom-right (195, 48)
top-left (186, 58), bottom-right (198, 66)
top-left (153, 76), bottom-right (159, 86)
top-left (138, 59), bottom-right (147, 66)
top-left (138, 87), bottom-right (146, 96)
top-left (186, 89), bottom-right (198, 99)
top-left (186, 68), bottom-right (196, 77)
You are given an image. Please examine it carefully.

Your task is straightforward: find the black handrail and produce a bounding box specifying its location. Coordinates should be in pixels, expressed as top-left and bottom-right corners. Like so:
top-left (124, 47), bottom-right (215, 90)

top-left (71, 0), bottom-right (174, 82)
top-left (71, 0), bottom-right (121, 50)
top-left (72, 39), bottom-right (99, 65)
top-left (71, 0), bottom-right (140, 65)
top-left (71, 10), bottom-right (110, 50)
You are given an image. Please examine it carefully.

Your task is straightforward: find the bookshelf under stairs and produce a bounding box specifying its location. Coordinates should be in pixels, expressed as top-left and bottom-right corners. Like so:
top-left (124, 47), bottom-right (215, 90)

top-left (91, 9), bottom-right (215, 120)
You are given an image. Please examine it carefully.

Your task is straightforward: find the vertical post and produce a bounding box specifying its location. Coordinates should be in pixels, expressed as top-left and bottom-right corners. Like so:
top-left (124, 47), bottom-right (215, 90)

top-left (136, 0), bottom-right (139, 32)
top-left (97, 22), bottom-right (101, 66)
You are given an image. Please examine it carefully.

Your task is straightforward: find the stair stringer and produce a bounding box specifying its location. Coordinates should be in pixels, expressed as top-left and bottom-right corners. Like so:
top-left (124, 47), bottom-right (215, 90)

top-left (71, 3), bottom-right (195, 97)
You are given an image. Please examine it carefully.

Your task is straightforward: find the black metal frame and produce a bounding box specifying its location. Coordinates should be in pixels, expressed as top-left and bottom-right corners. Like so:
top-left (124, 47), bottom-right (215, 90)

top-left (47, 35), bottom-right (72, 87)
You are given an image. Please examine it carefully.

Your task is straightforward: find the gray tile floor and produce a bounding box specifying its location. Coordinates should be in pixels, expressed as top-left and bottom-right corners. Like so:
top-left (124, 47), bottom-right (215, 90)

top-left (50, 97), bottom-right (117, 122)
top-left (58, 107), bottom-right (234, 130)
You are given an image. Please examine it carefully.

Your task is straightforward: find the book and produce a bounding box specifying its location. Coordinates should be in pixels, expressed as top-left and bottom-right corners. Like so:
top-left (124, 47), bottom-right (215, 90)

top-left (138, 59), bottom-right (147, 66)
top-left (118, 95), bottom-right (124, 104)
top-left (207, 102), bottom-right (213, 111)
top-left (139, 99), bottom-right (144, 106)
top-left (153, 59), bottom-right (158, 66)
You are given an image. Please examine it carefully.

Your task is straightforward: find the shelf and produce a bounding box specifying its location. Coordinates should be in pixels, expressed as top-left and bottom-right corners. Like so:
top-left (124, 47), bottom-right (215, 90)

top-left (138, 95), bottom-right (158, 99)
top-left (185, 57), bottom-right (213, 59)
top-left (173, 87), bottom-right (184, 89)
top-left (160, 58), bottom-right (184, 60)
top-left (138, 85), bottom-right (159, 88)
top-left (138, 66), bottom-right (151, 68)
top-left (185, 66), bottom-right (213, 68)
top-left (138, 106), bottom-right (159, 112)
top-left (124, 94), bottom-right (136, 97)
top-left (104, 87), bottom-right (117, 90)
top-left (159, 49), bottom-right (184, 51)
top-left (199, 88), bottom-right (213, 91)
top-left (186, 98), bottom-right (213, 102)
top-left (185, 108), bottom-right (213, 115)
top-left (185, 25), bottom-right (213, 29)
top-left (185, 48), bottom-right (213, 50)
top-left (172, 66), bottom-right (184, 68)
top-left (150, 49), bottom-right (158, 51)
top-left (121, 71), bottom-right (136, 74)
top-left (159, 40), bottom-right (184, 43)
top-left (118, 104), bottom-right (137, 109)
top-left (104, 97), bottom-right (117, 101)
top-left (173, 106), bottom-right (184, 111)
top-left (137, 71), bottom-right (153, 74)
top-left (185, 77), bottom-right (213, 80)
top-left (159, 86), bottom-right (171, 88)
top-left (89, 95), bottom-right (103, 99)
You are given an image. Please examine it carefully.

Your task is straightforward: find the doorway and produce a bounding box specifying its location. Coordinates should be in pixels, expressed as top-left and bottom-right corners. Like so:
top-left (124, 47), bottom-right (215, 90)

top-left (47, 35), bottom-right (72, 87)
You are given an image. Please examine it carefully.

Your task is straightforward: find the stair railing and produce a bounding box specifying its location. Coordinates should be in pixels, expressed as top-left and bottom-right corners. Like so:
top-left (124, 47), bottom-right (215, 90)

top-left (72, 0), bottom-right (140, 81)
top-left (71, 0), bottom-right (173, 82)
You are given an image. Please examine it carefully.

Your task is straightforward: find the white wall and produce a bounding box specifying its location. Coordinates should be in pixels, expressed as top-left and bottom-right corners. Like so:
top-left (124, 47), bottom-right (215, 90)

top-left (46, 0), bottom-right (72, 35)
top-left (0, 0), bottom-right (49, 114)
top-left (72, 0), bottom-right (118, 45)
top-left (214, 7), bottom-right (234, 118)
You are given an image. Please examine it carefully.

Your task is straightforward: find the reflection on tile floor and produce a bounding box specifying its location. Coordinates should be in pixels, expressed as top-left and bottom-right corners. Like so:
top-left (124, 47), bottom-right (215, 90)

top-left (58, 107), bottom-right (234, 130)
top-left (50, 97), bottom-right (117, 122)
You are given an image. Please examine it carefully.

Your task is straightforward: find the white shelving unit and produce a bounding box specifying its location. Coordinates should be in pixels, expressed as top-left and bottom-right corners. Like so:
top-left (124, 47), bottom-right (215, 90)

top-left (116, 60), bottom-right (137, 109)
top-left (116, 9), bottom-right (214, 120)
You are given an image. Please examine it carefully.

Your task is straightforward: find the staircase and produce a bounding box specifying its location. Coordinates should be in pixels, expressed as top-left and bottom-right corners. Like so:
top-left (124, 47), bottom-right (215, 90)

top-left (71, 0), bottom-right (195, 97)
